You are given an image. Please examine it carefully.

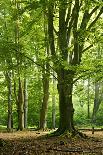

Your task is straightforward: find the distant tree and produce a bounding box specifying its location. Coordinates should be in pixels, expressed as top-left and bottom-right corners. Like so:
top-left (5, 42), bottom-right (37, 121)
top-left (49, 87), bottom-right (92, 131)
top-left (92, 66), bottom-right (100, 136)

top-left (52, 71), bottom-right (56, 129)
top-left (24, 78), bottom-right (28, 129)
top-left (40, 12), bottom-right (50, 129)
top-left (5, 71), bottom-right (13, 131)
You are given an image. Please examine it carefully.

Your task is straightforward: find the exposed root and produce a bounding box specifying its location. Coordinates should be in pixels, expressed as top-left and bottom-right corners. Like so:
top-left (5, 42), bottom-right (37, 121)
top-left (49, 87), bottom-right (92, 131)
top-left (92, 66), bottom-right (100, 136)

top-left (46, 128), bottom-right (88, 139)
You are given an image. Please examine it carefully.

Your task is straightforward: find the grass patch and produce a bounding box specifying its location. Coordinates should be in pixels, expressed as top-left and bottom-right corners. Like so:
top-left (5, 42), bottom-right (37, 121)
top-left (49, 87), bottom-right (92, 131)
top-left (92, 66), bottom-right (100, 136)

top-left (0, 125), bottom-right (6, 130)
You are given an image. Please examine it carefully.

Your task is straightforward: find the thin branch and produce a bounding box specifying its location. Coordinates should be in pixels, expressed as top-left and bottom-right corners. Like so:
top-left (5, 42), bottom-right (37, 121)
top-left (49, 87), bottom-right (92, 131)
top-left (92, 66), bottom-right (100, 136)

top-left (82, 45), bottom-right (93, 53)
top-left (87, 7), bottom-right (103, 30)
top-left (19, 1), bottom-right (41, 15)
top-left (80, 10), bottom-right (90, 30)
top-left (72, 0), bottom-right (80, 64)
top-left (48, 2), bottom-right (56, 56)
top-left (73, 64), bottom-right (103, 83)
top-left (68, 4), bottom-right (75, 29)
top-left (53, 27), bottom-right (58, 36)
top-left (65, 1), bottom-right (72, 26)
top-left (66, 5), bottom-right (75, 43)
top-left (73, 75), bottom-right (84, 84)
top-left (79, 1), bottom-right (83, 8)
top-left (89, 6), bottom-right (99, 16)
top-left (19, 52), bottom-right (58, 80)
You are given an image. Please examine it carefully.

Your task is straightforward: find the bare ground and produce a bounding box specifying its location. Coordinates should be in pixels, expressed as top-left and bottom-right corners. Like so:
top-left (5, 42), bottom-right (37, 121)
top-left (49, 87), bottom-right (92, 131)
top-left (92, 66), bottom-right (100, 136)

top-left (0, 130), bottom-right (103, 155)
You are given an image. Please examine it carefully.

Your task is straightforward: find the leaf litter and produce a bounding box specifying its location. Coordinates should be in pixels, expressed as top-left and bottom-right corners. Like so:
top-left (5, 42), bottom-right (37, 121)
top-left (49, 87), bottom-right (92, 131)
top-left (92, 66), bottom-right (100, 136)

top-left (0, 130), bottom-right (103, 155)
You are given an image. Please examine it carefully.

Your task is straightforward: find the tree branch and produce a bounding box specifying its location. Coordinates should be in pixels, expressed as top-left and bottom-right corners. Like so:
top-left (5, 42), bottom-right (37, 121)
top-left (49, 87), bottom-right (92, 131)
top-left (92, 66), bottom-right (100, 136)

top-left (80, 10), bottom-right (90, 30)
top-left (89, 6), bottom-right (99, 16)
top-left (66, 4), bottom-right (75, 43)
top-left (72, 0), bottom-right (80, 64)
top-left (53, 27), bottom-right (58, 36)
top-left (65, 1), bottom-right (72, 26)
top-left (19, 1), bottom-right (41, 15)
top-left (20, 52), bottom-right (58, 80)
top-left (48, 1), bottom-right (56, 56)
top-left (82, 45), bottom-right (93, 53)
top-left (87, 7), bottom-right (103, 30)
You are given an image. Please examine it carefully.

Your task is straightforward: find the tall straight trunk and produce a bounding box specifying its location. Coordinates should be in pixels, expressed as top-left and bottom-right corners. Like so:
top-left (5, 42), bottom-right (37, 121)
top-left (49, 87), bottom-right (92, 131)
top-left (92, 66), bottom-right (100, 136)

top-left (7, 72), bottom-right (13, 131)
top-left (92, 47), bottom-right (102, 123)
top-left (40, 68), bottom-right (49, 129)
top-left (24, 78), bottom-right (28, 129)
top-left (87, 78), bottom-right (90, 119)
top-left (14, 0), bottom-right (24, 130)
top-left (52, 71), bottom-right (56, 129)
top-left (39, 10), bottom-right (50, 129)
top-left (17, 77), bottom-right (24, 130)
top-left (92, 82), bottom-right (101, 123)
top-left (3, 7), bottom-right (13, 131)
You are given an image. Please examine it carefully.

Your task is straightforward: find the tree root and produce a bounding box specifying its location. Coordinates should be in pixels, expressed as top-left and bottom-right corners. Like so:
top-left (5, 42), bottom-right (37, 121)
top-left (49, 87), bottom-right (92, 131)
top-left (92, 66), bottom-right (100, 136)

top-left (46, 128), bottom-right (88, 139)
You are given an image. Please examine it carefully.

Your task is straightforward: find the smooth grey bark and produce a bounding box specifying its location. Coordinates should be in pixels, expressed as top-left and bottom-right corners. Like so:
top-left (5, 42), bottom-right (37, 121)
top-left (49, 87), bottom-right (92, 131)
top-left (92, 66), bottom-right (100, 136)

top-left (39, 12), bottom-right (50, 130)
top-left (24, 78), bottom-right (28, 128)
top-left (52, 71), bottom-right (56, 129)
top-left (92, 82), bottom-right (101, 123)
top-left (40, 64), bottom-right (49, 129)
top-left (92, 46), bottom-right (103, 123)
top-left (6, 71), bottom-right (13, 131)
top-left (17, 78), bottom-right (24, 131)
top-left (14, 0), bottom-right (24, 131)
top-left (87, 78), bottom-right (90, 119)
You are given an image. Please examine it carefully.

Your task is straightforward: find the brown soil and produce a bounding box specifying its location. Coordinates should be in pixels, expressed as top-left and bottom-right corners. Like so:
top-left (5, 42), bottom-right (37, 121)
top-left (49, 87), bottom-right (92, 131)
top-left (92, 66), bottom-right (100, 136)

top-left (0, 130), bottom-right (103, 155)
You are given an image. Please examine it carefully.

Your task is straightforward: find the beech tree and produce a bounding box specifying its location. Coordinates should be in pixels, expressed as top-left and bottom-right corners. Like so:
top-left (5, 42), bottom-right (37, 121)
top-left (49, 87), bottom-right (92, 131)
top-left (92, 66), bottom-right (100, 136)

top-left (5, 71), bottom-right (13, 131)
top-left (0, 0), bottom-right (103, 132)
top-left (39, 11), bottom-right (50, 129)
top-left (47, 0), bottom-right (103, 135)
top-left (24, 78), bottom-right (28, 129)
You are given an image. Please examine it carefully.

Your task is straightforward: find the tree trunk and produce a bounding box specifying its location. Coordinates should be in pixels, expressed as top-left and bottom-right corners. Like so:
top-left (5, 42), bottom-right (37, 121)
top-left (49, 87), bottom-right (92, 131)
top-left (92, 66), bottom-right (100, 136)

top-left (40, 69), bottom-right (49, 129)
top-left (52, 71), bottom-right (56, 129)
top-left (24, 78), bottom-right (28, 129)
top-left (17, 77), bottom-right (24, 131)
top-left (57, 70), bottom-right (75, 134)
top-left (87, 78), bottom-right (90, 119)
top-left (47, 0), bottom-right (102, 136)
top-left (39, 11), bottom-right (50, 130)
top-left (92, 47), bottom-right (103, 123)
top-left (7, 72), bottom-right (13, 131)
top-left (92, 82), bottom-right (101, 123)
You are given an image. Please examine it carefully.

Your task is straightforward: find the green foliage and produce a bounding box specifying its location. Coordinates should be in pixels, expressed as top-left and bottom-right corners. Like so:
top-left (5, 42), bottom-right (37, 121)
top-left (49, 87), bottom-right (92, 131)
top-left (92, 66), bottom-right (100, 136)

top-left (0, 0), bottom-right (103, 131)
top-left (74, 103), bottom-right (92, 126)
top-left (95, 103), bottom-right (103, 125)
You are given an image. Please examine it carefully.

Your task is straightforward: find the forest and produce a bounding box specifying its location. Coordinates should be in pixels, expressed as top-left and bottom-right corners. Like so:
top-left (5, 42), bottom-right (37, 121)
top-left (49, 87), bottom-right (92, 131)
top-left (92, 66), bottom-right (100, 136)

top-left (0, 0), bottom-right (103, 154)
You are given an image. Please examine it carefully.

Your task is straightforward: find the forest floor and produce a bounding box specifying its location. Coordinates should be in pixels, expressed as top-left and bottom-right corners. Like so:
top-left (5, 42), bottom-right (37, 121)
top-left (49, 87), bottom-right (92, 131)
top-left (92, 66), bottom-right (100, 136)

top-left (0, 129), bottom-right (103, 155)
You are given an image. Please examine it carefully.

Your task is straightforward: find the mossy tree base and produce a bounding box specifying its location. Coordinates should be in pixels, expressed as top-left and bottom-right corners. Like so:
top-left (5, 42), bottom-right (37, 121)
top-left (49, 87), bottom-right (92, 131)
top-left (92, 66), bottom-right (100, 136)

top-left (48, 128), bottom-right (87, 139)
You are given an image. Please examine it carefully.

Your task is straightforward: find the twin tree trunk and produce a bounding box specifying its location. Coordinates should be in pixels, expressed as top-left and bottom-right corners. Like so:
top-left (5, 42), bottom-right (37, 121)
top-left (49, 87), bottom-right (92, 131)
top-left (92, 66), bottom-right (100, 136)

top-left (6, 73), bottom-right (28, 131)
top-left (47, 1), bottom-right (77, 134)
top-left (17, 78), bottom-right (24, 131)
top-left (16, 78), bottom-right (28, 131)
